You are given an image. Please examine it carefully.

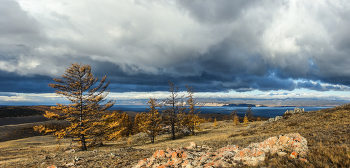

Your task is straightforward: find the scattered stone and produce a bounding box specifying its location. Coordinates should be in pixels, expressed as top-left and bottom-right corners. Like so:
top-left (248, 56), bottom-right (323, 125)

top-left (65, 162), bottom-right (74, 167)
top-left (46, 165), bottom-right (59, 168)
top-left (299, 158), bottom-right (308, 162)
top-left (290, 151), bottom-right (298, 159)
top-left (267, 116), bottom-right (283, 123)
top-left (266, 108), bottom-right (307, 124)
top-left (134, 133), bottom-right (308, 167)
top-left (277, 152), bottom-right (287, 156)
top-left (110, 153), bottom-right (118, 157)
top-left (186, 142), bottom-right (197, 149)
top-left (65, 149), bottom-right (76, 153)
top-left (74, 156), bottom-right (81, 161)
top-left (181, 128), bottom-right (191, 135)
top-left (284, 108), bottom-right (305, 117)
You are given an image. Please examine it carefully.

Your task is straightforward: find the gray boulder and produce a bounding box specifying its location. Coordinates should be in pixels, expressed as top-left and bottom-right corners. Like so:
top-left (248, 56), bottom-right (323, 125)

top-left (283, 108), bottom-right (305, 117)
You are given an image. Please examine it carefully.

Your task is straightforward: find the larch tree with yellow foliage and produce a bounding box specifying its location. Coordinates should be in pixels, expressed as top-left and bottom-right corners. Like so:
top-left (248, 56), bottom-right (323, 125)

top-left (233, 113), bottom-right (240, 126)
top-left (102, 112), bottom-right (133, 141)
top-left (213, 118), bottom-right (218, 127)
top-left (138, 98), bottom-right (162, 143)
top-left (133, 113), bottom-right (143, 134)
top-left (243, 114), bottom-right (249, 126)
top-left (43, 63), bottom-right (115, 151)
top-left (181, 85), bottom-right (201, 135)
top-left (230, 110), bottom-right (240, 126)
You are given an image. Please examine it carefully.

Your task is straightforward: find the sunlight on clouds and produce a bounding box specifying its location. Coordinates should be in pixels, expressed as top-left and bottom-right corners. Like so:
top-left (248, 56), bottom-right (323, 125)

top-left (0, 93), bottom-right (66, 105)
top-left (0, 61), bottom-right (17, 72)
top-left (108, 89), bottom-right (350, 101)
top-left (1, 89), bottom-right (349, 105)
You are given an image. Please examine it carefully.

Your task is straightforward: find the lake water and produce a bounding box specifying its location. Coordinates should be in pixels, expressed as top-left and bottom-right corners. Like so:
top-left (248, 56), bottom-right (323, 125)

top-left (109, 105), bottom-right (334, 118)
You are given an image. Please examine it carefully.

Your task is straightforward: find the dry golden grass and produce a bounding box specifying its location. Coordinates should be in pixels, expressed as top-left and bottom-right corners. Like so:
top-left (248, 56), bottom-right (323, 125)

top-left (0, 104), bottom-right (350, 167)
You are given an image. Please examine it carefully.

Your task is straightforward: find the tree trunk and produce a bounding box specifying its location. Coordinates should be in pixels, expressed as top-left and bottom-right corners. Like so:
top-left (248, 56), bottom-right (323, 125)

top-left (79, 76), bottom-right (87, 151)
top-left (81, 134), bottom-right (87, 150)
top-left (171, 95), bottom-right (175, 140)
top-left (171, 120), bottom-right (175, 140)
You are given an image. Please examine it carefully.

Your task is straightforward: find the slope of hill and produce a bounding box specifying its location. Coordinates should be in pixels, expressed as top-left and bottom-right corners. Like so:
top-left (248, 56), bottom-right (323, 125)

top-left (0, 104), bottom-right (349, 167)
top-left (0, 106), bottom-right (61, 118)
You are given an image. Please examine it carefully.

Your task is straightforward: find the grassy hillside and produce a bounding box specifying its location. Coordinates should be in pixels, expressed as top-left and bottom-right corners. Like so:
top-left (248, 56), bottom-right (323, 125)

top-left (0, 104), bottom-right (349, 167)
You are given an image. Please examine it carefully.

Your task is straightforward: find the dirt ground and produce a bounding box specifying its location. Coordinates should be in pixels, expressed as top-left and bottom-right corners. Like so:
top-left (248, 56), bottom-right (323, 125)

top-left (0, 120), bottom-right (259, 168)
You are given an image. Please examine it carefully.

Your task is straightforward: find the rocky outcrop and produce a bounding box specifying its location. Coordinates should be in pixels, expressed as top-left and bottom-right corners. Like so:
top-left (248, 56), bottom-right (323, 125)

top-left (134, 133), bottom-right (308, 168)
top-left (283, 108), bottom-right (305, 117)
top-left (264, 108), bottom-right (306, 124)
top-left (266, 116), bottom-right (283, 123)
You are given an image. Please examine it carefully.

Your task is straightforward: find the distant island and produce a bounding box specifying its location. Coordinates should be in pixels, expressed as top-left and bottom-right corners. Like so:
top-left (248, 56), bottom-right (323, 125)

top-left (223, 103), bottom-right (268, 107)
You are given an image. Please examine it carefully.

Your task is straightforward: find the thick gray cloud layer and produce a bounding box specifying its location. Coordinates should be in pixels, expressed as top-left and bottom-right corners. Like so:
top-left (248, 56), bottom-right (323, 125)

top-left (1, 0), bottom-right (350, 93)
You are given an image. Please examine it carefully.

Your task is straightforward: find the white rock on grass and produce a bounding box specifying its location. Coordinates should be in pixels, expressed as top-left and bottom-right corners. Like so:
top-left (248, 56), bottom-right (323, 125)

top-left (134, 133), bottom-right (308, 168)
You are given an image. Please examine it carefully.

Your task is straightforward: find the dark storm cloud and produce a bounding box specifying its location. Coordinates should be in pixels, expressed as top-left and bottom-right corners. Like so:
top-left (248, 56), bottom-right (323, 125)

top-left (0, 1), bottom-right (39, 34)
top-left (177, 0), bottom-right (258, 24)
top-left (1, 0), bottom-right (350, 94)
top-left (0, 70), bottom-right (54, 93)
top-left (0, 0), bottom-right (43, 45)
top-left (296, 81), bottom-right (350, 91)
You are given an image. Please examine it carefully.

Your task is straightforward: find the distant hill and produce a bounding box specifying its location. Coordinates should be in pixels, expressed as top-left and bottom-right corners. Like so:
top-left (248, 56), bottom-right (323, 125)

top-left (0, 106), bottom-right (59, 118)
top-left (222, 103), bottom-right (268, 107)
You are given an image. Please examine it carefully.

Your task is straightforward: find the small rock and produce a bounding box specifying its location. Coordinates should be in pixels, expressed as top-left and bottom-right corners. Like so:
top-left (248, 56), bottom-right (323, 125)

top-left (299, 158), bottom-right (308, 162)
top-left (65, 149), bottom-right (75, 153)
top-left (135, 159), bottom-right (147, 168)
top-left (185, 164), bottom-right (194, 168)
top-left (277, 152), bottom-right (287, 156)
top-left (186, 142), bottom-right (196, 149)
top-left (65, 162), bottom-right (74, 167)
top-left (46, 165), bottom-right (59, 168)
top-left (74, 156), bottom-right (81, 161)
top-left (290, 151), bottom-right (298, 159)
top-left (275, 116), bottom-right (283, 121)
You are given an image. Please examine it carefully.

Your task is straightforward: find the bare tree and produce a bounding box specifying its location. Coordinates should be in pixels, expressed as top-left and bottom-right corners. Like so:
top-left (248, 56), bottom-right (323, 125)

top-left (246, 105), bottom-right (255, 121)
top-left (163, 81), bottom-right (185, 140)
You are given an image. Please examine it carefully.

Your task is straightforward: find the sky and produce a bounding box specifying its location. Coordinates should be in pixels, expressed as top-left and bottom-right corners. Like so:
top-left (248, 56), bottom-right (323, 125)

top-left (1, 0), bottom-right (350, 105)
